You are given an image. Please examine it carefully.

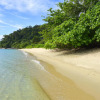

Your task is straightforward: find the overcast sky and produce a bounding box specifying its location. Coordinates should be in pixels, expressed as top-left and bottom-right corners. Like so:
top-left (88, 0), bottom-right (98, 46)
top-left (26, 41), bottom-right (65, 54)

top-left (0, 0), bottom-right (63, 40)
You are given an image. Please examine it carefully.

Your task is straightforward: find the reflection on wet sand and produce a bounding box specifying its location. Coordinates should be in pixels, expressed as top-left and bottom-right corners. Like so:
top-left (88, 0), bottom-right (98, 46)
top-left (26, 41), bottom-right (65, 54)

top-left (29, 60), bottom-right (95, 100)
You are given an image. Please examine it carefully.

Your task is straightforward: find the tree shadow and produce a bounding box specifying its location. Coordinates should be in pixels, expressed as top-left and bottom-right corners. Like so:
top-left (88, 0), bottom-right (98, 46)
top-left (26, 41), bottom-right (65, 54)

top-left (52, 47), bottom-right (100, 56)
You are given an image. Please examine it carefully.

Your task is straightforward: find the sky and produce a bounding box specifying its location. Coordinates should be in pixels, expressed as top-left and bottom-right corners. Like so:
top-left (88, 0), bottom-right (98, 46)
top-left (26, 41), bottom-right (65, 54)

top-left (0, 0), bottom-right (63, 40)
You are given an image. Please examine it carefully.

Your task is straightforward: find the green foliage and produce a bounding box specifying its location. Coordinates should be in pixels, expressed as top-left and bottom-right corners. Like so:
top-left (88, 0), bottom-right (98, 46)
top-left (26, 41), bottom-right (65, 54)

top-left (43, 1), bottom-right (100, 49)
top-left (26, 44), bottom-right (44, 48)
top-left (70, 0), bottom-right (99, 13)
top-left (45, 19), bottom-right (75, 48)
top-left (0, 25), bottom-right (44, 48)
top-left (68, 1), bottom-right (100, 48)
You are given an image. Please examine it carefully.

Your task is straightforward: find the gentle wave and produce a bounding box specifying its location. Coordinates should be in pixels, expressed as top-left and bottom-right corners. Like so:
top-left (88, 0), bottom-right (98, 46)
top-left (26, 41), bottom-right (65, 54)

top-left (31, 59), bottom-right (60, 81)
top-left (32, 59), bottom-right (40, 64)
top-left (31, 60), bottom-right (45, 71)
top-left (21, 50), bottom-right (28, 57)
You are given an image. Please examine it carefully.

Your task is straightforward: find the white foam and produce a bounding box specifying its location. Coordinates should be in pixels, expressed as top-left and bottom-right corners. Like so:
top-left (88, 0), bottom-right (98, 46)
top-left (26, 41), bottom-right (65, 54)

top-left (31, 60), bottom-right (45, 71)
top-left (31, 60), bottom-right (61, 81)
top-left (22, 51), bottom-right (28, 57)
top-left (32, 60), bottom-right (40, 64)
top-left (40, 65), bottom-right (45, 70)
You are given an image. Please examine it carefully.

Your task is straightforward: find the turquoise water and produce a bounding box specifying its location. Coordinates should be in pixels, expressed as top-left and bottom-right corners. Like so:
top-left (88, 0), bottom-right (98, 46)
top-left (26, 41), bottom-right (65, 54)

top-left (0, 49), bottom-right (50, 100)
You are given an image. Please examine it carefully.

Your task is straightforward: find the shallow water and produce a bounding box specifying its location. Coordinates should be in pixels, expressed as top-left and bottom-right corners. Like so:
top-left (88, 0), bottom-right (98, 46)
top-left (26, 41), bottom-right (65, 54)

top-left (0, 49), bottom-right (50, 100)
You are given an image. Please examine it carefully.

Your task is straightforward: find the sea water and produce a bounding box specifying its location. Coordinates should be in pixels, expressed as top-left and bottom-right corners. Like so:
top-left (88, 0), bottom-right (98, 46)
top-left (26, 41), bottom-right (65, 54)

top-left (0, 49), bottom-right (50, 100)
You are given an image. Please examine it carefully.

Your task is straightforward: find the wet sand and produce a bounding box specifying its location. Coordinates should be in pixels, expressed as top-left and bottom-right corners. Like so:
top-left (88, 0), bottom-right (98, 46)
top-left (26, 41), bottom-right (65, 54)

top-left (21, 48), bottom-right (100, 100)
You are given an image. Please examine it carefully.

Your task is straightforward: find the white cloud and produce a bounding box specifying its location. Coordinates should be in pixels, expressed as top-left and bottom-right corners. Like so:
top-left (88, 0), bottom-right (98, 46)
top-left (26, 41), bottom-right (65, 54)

top-left (13, 24), bottom-right (23, 29)
top-left (0, 35), bottom-right (3, 41)
top-left (0, 0), bottom-right (61, 14)
top-left (0, 20), bottom-right (23, 29)
top-left (10, 13), bottom-right (29, 20)
top-left (0, 20), bottom-right (4, 23)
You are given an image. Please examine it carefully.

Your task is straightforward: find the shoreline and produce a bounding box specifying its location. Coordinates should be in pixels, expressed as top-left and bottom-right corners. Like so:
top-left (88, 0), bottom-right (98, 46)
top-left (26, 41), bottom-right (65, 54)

top-left (21, 48), bottom-right (100, 100)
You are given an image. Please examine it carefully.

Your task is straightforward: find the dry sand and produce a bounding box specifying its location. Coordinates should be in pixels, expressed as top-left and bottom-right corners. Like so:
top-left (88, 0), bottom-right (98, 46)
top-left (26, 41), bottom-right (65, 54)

top-left (21, 48), bottom-right (100, 100)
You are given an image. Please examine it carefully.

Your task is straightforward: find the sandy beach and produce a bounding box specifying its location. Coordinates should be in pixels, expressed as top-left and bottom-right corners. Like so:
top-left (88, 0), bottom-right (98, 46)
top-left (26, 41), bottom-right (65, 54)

top-left (21, 48), bottom-right (100, 100)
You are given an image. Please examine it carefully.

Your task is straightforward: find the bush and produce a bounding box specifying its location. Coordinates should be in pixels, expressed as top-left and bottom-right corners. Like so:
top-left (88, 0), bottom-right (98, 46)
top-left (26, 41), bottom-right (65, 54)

top-left (45, 2), bottom-right (100, 49)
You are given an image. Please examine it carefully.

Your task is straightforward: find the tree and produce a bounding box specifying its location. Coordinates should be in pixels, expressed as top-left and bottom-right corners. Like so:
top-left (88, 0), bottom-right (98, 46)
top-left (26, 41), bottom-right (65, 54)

top-left (0, 25), bottom-right (44, 48)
